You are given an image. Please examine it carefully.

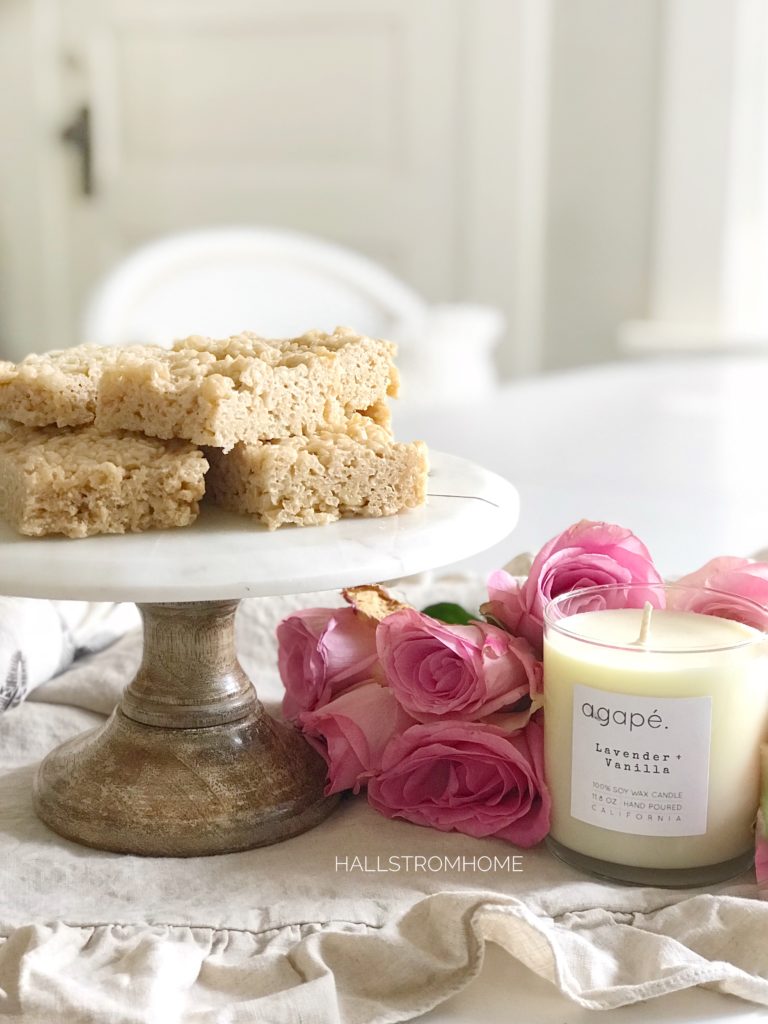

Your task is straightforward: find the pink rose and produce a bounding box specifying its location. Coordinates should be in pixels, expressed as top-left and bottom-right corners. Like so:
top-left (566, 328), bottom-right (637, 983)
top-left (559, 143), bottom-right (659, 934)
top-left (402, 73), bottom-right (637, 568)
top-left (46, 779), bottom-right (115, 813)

top-left (278, 607), bottom-right (379, 721)
top-left (484, 520), bottom-right (662, 654)
top-left (299, 683), bottom-right (413, 795)
top-left (376, 608), bottom-right (540, 723)
top-left (368, 716), bottom-right (550, 847)
top-left (670, 557), bottom-right (768, 630)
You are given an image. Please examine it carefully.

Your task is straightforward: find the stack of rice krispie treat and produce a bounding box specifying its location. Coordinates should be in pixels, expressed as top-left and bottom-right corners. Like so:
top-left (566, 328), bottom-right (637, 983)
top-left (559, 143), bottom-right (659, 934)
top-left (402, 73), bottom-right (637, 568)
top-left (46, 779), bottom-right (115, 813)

top-left (0, 328), bottom-right (428, 538)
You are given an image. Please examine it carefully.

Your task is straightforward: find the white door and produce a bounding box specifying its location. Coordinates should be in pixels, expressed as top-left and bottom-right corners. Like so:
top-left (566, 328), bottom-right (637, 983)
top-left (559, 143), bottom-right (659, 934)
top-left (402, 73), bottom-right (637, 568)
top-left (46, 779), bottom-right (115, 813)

top-left (39, 0), bottom-right (463, 349)
top-left (0, 0), bottom-right (548, 370)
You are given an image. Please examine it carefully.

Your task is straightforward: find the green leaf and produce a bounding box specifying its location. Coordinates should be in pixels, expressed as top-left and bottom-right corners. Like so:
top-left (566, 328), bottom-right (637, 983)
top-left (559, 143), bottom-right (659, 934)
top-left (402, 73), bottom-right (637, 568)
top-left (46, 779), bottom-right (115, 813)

top-left (422, 602), bottom-right (476, 626)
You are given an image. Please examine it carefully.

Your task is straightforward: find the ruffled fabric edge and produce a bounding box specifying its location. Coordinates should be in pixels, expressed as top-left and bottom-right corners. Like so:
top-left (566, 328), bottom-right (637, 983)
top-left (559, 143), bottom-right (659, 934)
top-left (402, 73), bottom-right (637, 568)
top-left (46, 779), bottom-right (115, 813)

top-left (2, 890), bottom-right (768, 1024)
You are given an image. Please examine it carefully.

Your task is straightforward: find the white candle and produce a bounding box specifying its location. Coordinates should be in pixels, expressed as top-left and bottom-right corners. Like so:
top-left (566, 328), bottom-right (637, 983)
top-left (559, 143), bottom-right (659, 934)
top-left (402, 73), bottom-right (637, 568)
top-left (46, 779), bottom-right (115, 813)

top-left (544, 596), bottom-right (768, 884)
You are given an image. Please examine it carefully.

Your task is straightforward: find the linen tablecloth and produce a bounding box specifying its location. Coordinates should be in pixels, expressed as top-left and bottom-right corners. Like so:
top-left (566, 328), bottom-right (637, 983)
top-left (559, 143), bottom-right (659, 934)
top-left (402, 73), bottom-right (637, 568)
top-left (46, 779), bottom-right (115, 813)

top-left (1, 576), bottom-right (768, 1024)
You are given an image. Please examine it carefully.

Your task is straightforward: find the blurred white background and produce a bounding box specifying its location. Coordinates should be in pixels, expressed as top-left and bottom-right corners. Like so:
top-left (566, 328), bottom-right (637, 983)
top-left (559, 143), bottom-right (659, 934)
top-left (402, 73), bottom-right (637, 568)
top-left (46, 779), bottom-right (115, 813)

top-left (3, 0), bottom-right (766, 370)
top-left (0, 0), bottom-right (662, 371)
top-left (2, 0), bottom-right (768, 577)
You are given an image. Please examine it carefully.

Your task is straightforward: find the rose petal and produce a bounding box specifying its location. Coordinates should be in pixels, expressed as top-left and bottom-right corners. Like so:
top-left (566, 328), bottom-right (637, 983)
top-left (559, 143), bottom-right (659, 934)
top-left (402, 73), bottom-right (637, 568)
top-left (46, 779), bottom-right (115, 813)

top-left (368, 717), bottom-right (550, 848)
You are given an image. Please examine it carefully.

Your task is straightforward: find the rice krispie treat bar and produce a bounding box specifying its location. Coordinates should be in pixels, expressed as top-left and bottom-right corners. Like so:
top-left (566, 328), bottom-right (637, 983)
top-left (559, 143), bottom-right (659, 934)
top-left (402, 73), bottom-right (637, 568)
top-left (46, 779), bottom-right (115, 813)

top-left (95, 328), bottom-right (399, 451)
top-left (0, 426), bottom-right (208, 538)
top-left (0, 346), bottom-right (123, 428)
top-left (205, 414), bottom-right (428, 529)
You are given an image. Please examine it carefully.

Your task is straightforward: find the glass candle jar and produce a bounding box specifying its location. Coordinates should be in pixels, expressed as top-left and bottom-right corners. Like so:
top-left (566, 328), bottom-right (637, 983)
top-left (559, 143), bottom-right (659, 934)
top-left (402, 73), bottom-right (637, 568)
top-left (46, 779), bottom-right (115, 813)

top-left (543, 583), bottom-right (768, 887)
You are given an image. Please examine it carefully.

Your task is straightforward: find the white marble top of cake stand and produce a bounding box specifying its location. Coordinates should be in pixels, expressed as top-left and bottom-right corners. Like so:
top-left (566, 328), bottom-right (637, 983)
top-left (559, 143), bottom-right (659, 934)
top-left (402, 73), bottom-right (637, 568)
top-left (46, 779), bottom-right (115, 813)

top-left (0, 451), bottom-right (519, 602)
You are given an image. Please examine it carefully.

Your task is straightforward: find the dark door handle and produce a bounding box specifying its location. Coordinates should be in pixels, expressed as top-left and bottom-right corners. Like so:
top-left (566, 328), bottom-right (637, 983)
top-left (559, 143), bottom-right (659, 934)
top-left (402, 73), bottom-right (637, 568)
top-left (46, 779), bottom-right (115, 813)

top-left (61, 105), bottom-right (93, 197)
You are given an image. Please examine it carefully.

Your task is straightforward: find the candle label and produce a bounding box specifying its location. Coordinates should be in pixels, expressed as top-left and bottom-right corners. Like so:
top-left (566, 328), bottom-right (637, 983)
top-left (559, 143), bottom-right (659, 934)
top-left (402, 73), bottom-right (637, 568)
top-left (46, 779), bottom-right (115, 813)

top-left (570, 683), bottom-right (712, 836)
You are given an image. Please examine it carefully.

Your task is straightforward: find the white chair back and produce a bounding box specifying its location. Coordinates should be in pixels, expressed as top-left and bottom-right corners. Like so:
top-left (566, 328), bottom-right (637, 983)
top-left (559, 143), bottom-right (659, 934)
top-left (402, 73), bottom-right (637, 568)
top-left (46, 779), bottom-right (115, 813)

top-left (82, 227), bottom-right (504, 405)
top-left (82, 227), bottom-right (425, 348)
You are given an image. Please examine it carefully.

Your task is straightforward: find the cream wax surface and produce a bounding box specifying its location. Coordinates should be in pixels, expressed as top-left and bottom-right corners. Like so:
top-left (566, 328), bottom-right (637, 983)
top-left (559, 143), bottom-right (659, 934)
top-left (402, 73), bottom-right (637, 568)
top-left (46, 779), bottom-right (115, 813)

top-left (544, 607), bottom-right (768, 870)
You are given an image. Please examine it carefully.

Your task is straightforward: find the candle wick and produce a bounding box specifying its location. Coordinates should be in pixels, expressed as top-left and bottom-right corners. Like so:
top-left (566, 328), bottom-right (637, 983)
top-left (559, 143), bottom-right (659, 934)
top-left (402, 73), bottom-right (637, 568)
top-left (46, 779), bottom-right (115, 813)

top-left (633, 602), bottom-right (654, 648)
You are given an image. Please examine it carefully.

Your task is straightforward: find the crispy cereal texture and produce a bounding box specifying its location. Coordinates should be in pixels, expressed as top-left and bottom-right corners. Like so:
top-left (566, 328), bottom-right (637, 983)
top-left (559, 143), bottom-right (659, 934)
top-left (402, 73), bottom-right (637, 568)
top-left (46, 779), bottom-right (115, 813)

top-left (0, 346), bottom-right (127, 428)
top-left (95, 328), bottom-right (399, 451)
top-left (0, 426), bottom-right (208, 538)
top-left (205, 414), bottom-right (428, 529)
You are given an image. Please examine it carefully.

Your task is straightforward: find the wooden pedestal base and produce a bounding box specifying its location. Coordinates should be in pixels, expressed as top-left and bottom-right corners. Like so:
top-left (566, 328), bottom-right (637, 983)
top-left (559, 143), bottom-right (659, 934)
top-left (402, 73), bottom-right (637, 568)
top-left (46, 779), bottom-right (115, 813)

top-left (33, 600), bottom-right (338, 856)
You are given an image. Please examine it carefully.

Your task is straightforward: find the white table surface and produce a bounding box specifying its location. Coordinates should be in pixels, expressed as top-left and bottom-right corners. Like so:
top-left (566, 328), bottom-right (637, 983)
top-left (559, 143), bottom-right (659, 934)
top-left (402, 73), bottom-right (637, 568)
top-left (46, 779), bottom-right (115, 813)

top-left (396, 354), bottom-right (768, 579)
top-left (395, 355), bottom-right (768, 1023)
top-left (0, 451), bottom-right (518, 601)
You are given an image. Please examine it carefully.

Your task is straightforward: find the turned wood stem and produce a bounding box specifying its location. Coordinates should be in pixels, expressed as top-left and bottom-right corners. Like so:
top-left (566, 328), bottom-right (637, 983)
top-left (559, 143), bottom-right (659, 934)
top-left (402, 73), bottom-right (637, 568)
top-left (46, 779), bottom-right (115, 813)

top-left (34, 598), bottom-right (338, 855)
top-left (121, 600), bottom-right (259, 728)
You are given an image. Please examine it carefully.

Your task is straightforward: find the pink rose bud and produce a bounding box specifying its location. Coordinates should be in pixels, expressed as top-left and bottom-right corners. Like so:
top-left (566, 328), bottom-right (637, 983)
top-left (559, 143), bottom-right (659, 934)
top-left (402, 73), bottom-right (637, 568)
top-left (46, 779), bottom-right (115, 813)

top-left (278, 607), bottom-right (379, 722)
top-left (376, 608), bottom-right (541, 723)
top-left (482, 574), bottom-right (529, 641)
top-left (485, 520), bottom-right (662, 654)
top-left (368, 716), bottom-right (550, 847)
top-left (670, 557), bottom-right (768, 630)
top-left (299, 683), bottom-right (414, 795)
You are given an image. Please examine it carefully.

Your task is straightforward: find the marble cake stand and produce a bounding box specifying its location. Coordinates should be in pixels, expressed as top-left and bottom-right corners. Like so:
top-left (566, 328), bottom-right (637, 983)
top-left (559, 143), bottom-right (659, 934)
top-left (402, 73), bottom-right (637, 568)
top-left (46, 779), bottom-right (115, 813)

top-left (0, 452), bottom-right (519, 857)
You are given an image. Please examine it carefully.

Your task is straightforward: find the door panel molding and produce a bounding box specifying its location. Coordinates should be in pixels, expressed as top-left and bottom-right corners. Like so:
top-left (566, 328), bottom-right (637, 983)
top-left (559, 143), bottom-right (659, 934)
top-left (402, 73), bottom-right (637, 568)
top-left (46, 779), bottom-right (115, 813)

top-left (1, 0), bottom-right (550, 374)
